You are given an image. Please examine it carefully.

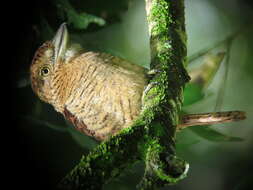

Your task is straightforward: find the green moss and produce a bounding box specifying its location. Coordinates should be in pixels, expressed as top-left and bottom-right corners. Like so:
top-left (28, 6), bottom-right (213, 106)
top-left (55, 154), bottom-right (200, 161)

top-left (59, 1), bottom-right (190, 189)
top-left (149, 0), bottom-right (171, 36)
top-left (138, 0), bottom-right (189, 188)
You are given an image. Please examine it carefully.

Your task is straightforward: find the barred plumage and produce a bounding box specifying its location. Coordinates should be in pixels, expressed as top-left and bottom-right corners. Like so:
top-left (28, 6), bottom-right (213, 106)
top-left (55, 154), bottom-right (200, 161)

top-left (30, 23), bottom-right (246, 141)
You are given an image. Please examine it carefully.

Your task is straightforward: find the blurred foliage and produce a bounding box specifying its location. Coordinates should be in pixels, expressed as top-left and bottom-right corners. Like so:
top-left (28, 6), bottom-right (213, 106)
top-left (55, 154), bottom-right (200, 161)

top-left (13, 0), bottom-right (253, 189)
top-left (184, 83), bottom-right (204, 106)
top-left (189, 125), bottom-right (243, 142)
top-left (55, 0), bottom-right (106, 30)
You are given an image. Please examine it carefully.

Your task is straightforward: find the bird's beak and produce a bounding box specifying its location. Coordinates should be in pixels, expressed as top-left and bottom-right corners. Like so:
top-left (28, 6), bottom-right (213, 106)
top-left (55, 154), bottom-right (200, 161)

top-left (52, 23), bottom-right (68, 64)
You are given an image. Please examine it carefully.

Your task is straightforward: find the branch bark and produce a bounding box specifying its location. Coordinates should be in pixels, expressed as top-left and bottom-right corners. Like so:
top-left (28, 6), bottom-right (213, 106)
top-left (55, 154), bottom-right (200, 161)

top-left (58, 0), bottom-right (190, 189)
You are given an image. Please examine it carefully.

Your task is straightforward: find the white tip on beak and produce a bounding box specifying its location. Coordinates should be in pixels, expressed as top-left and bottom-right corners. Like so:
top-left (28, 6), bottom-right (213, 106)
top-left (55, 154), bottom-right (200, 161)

top-left (52, 23), bottom-right (68, 63)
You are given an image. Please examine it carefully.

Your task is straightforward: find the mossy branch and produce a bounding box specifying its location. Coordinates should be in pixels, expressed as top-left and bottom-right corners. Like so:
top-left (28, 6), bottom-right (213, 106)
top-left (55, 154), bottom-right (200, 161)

top-left (58, 0), bottom-right (190, 189)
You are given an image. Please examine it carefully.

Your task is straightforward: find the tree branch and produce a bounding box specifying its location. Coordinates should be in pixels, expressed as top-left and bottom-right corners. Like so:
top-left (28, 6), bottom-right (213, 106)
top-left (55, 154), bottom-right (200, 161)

top-left (58, 0), bottom-right (190, 189)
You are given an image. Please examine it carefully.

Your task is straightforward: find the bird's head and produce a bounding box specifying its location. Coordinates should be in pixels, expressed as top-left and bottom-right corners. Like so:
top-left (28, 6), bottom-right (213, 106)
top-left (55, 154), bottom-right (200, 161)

top-left (30, 23), bottom-right (81, 103)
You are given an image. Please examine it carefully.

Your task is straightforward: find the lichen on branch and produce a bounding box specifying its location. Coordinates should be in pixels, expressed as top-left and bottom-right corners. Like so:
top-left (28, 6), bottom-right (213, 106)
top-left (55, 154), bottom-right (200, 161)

top-left (58, 0), bottom-right (190, 189)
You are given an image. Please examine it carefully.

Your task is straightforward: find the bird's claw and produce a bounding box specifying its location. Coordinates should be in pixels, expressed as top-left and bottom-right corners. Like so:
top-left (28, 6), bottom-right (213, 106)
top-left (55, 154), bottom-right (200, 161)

top-left (146, 69), bottom-right (161, 76)
top-left (142, 81), bottom-right (159, 104)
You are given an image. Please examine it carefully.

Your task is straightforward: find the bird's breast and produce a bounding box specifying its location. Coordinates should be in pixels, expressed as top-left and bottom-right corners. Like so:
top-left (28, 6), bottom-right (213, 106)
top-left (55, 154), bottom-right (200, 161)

top-left (55, 53), bottom-right (147, 140)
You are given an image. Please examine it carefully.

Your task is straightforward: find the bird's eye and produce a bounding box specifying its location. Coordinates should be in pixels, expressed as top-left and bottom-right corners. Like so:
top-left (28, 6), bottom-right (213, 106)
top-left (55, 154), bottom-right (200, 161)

top-left (40, 66), bottom-right (51, 77)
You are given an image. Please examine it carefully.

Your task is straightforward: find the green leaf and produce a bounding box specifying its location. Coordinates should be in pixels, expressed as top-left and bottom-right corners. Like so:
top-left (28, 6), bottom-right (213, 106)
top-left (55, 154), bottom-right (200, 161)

top-left (176, 138), bottom-right (200, 150)
top-left (24, 115), bottom-right (97, 149)
top-left (189, 126), bottom-right (243, 142)
top-left (183, 83), bottom-right (204, 106)
top-left (17, 76), bottom-right (30, 88)
top-left (23, 115), bottom-right (68, 132)
top-left (55, 0), bottom-right (105, 30)
top-left (66, 122), bottom-right (98, 149)
top-left (176, 128), bottom-right (200, 149)
top-left (39, 18), bottom-right (55, 41)
top-left (68, 12), bottom-right (106, 30)
top-left (189, 52), bottom-right (225, 88)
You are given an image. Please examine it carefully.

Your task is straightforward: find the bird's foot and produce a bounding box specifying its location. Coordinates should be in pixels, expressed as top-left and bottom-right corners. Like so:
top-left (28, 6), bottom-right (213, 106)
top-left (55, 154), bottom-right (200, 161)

top-left (142, 82), bottom-right (159, 104)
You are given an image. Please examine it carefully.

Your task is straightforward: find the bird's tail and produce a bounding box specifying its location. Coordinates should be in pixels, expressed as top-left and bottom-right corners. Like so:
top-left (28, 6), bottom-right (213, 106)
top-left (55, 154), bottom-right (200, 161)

top-left (178, 111), bottom-right (246, 130)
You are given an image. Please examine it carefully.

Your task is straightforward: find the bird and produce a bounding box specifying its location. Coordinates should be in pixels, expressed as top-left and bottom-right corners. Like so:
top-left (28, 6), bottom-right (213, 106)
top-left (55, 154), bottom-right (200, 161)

top-left (30, 23), bottom-right (246, 141)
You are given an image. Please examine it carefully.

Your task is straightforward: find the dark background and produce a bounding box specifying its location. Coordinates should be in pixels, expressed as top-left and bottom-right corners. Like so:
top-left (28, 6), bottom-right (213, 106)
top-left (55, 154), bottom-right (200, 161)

top-left (10, 0), bottom-right (253, 189)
